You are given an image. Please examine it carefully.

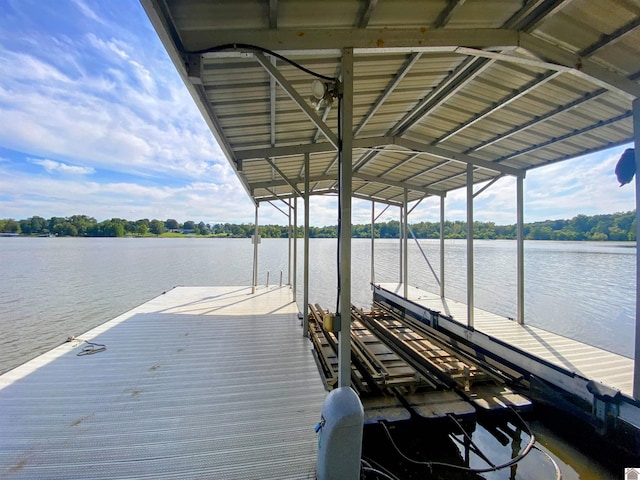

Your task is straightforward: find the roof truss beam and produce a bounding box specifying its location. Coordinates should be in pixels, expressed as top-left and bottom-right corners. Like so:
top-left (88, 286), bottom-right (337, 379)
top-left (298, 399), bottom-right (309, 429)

top-left (251, 174), bottom-right (336, 191)
top-left (357, 0), bottom-right (379, 28)
top-left (264, 157), bottom-right (303, 196)
top-left (435, 70), bottom-right (563, 144)
top-left (354, 172), bottom-right (444, 197)
top-left (189, 28), bottom-right (520, 53)
top-left (235, 136), bottom-right (393, 161)
top-left (355, 52), bottom-right (422, 137)
top-left (519, 32), bottom-right (640, 99)
top-left (495, 110), bottom-right (632, 163)
top-left (253, 52), bottom-right (339, 147)
top-left (434, 0), bottom-right (467, 28)
top-left (393, 137), bottom-right (523, 177)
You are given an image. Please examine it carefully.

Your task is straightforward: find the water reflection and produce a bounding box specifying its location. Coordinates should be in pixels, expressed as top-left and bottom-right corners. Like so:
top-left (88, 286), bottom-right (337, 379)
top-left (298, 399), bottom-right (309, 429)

top-left (361, 413), bottom-right (563, 480)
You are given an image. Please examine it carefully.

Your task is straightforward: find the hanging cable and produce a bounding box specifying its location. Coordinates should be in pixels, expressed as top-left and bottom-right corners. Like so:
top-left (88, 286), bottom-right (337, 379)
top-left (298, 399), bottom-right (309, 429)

top-left (361, 457), bottom-right (402, 480)
top-left (378, 408), bottom-right (537, 474)
top-left (532, 445), bottom-right (563, 480)
top-left (335, 94), bottom-right (343, 315)
top-left (186, 43), bottom-right (338, 83)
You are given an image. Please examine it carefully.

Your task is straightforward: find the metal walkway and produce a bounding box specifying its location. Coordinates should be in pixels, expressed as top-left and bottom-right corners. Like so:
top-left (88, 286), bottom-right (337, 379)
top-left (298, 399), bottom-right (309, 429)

top-left (0, 286), bottom-right (325, 480)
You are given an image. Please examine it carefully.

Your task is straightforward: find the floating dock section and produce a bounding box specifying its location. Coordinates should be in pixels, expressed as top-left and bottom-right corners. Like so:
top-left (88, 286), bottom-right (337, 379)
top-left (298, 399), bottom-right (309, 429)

top-left (0, 286), bottom-right (326, 480)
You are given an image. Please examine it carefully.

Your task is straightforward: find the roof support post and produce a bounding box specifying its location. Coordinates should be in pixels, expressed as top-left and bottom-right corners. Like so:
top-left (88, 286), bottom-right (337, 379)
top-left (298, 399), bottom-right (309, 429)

top-left (338, 47), bottom-right (354, 389)
top-left (633, 98), bottom-right (640, 399)
top-left (399, 204), bottom-right (403, 285)
top-left (303, 154), bottom-right (310, 337)
top-left (252, 203), bottom-right (260, 294)
top-left (371, 201), bottom-right (375, 285)
top-left (293, 196), bottom-right (298, 299)
top-left (288, 200), bottom-right (292, 285)
top-left (403, 188), bottom-right (409, 299)
top-left (466, 163), bottom-right (474, 328)
top-left (517, 175), bottom-right (525, 324)
top-left (440, 196), bottom-right (445, 298)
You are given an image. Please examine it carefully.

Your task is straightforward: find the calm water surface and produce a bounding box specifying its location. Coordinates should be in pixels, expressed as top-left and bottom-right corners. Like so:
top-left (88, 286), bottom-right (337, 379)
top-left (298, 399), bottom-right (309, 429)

top-left (0, 236), bottom-right (634, 479)
top-left (0, 237), bottom-right (635, 374)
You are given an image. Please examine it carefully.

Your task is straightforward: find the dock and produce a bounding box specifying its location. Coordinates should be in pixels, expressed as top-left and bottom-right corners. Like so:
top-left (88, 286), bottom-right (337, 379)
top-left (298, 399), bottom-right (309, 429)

top-left (375, 283), bottom-right (640, 440)
top-left (377, 283), bottom-right (634, 396)
top-left (0, 286), bottom-right (326, 480)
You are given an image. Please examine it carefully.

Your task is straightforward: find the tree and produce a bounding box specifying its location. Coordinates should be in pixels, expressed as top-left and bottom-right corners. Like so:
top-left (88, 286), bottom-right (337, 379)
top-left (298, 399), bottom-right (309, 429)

top-left (196, 221), bottom-right (208, 235)
top-left (183, 220), bottom-right (196, 232)
top-left (135, 223), bottom-right (148, 236)
top-left (165, 219), bottom-right (179, 231)
top-left (1, 219), bottom-right (19, 233)
top-left (52, 222), bottom-right (77, 236)
top-left (150, 219), bottom-right (165, 235)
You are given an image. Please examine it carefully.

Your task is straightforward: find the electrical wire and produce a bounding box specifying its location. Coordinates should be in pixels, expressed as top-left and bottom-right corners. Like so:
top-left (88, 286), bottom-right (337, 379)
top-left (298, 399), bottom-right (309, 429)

top-left (335, 94), bottom-right (342, 315)
top-left (378, 408), bottom-right (537, 474)
top-left (187, 43), bottom-right (338, 83)
top-left (532, 445), bottom-right (563, 480)
top-left (361, 457), bottom-right (402, 480)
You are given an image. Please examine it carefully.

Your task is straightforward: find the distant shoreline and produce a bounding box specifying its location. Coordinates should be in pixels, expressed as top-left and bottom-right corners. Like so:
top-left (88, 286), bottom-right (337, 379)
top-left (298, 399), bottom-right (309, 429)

top-left (1, 210), bottom-right (636, 241)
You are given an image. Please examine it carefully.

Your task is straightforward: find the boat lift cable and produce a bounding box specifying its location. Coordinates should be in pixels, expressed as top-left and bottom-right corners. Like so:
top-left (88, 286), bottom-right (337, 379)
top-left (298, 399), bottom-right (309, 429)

top-left (378, 406), bottom-right (538, 474)
top-left (406, 224), bottom-right (440, 287)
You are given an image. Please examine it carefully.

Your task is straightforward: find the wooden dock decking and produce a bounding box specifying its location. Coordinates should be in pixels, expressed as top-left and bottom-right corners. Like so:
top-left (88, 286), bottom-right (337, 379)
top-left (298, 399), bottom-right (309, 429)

top-left (378, 283), bottom-right (634, 398)
top-left (0, 286), bottom-right (326, 480)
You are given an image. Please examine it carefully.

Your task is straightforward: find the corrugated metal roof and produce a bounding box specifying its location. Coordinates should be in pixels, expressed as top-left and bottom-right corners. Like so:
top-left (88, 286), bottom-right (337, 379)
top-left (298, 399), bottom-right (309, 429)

top-left (0, 286), bottom-right (325, 479)
top-left (141, 0), bottom-right (640, 207)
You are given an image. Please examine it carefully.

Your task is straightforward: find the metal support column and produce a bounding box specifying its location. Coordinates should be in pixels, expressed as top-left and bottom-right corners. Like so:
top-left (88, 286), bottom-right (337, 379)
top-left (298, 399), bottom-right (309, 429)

top-left (288, 200), bottom-right (292, 285)
top-left (371, 201), bottom-right (375, 285)
top-left (303, 154), bottom-right (310, 337)
top-left (403, 189), bottom-right (409, 298)
top-left (440, 196), bottom-right (445, 298)
top-left (633, 98), bottom-right (640, 399)
top-left (399, 205), bottom-right (403, 284)
top-left (517, 175), bottom-right (525, 324)
top-left (252, 203), bottom-right (259, 294)
top-left (338, 47), bottom-right (354, 389)
top-left (293, 196), bottom-right (298, 298)
top-left (466, 164), bottom-right (474, 328)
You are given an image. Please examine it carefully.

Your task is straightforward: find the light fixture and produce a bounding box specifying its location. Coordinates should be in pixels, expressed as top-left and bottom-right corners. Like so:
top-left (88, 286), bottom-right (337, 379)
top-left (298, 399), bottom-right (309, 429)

top-left (309, 79), bottom-right (339, 111)
top-left (311, 79), bottom-right (326, 101)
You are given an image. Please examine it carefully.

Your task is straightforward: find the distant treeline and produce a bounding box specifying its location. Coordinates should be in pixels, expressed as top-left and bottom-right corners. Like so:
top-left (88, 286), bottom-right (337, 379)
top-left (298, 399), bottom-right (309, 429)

top-left (0, 211), bottom-right (636, 241)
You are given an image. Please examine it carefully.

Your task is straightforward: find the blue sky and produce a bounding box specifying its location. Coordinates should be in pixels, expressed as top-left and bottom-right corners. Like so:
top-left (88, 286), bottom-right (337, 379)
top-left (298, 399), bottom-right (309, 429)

top-left (0, 0), bottom-right (635, 227)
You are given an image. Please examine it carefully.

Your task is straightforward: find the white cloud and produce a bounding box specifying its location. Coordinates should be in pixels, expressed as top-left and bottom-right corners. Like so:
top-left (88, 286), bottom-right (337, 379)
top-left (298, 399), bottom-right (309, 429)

top-left (30, 158), bottom-right (95, 175)
top-left (0, 167), bottom-right (253, 223)
top-left (71, 0), bottom-right (104, 24)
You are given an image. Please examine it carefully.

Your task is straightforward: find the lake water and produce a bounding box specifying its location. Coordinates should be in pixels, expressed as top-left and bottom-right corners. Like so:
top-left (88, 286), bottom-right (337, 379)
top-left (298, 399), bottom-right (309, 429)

top-left (0, 236), bottom-right (633, 478)
top-left (0, 237), bottom-right (635, 375)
